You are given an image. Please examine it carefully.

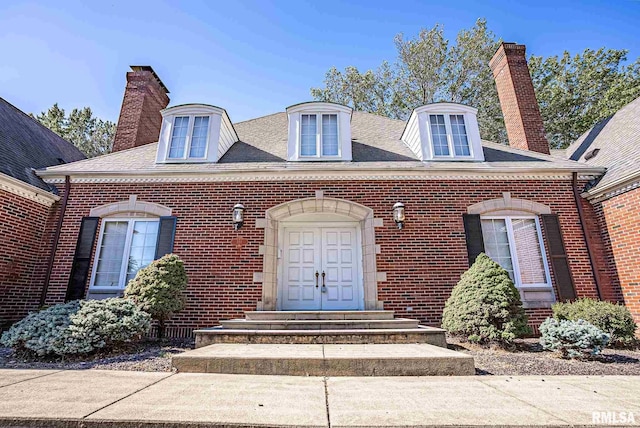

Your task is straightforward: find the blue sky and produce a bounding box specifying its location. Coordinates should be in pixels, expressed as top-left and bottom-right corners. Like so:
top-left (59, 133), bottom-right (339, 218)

top-left (1, 0), bottom-right (639, 123)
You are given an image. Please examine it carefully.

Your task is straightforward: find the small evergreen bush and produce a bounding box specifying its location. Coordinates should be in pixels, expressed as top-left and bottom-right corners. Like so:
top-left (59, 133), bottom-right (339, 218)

top-left (540, 317), bottom-right (610, 359)
top-left (552, 298), bottom-right (636, 346)
top-left (441, 253), bottom-right (530, 345)
top-left (0, 299), bottom-right (150, 357)
top-left (125, 254), bottom-right (187, 339)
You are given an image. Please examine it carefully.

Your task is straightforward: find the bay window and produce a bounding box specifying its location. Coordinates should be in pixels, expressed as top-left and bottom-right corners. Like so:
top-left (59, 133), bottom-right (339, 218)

top-left (481, 216), bottom-right (551, 289)
top-left (90, 219), bottom-right (159, 290)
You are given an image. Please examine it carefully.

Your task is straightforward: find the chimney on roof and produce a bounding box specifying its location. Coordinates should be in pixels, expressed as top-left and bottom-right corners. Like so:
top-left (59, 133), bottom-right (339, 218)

top-left (112, 66), bottom-right (170, 153)
top-left (489, 43), bottom-right (550, 154)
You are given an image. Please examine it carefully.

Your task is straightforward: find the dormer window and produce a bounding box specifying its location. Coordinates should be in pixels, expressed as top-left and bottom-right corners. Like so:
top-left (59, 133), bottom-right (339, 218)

top-left (286, 102), bottom-right (352, 161)
top-left (401, 103), bottom-right (484, 162)
top-left (300, 114), bottom-right (339, 157)
top-left (167, 116), bottom-right (211, 159)
top-left (429, 114), bottom-right (471, 157)
top-left (156, 104), bottom-right (238, 164)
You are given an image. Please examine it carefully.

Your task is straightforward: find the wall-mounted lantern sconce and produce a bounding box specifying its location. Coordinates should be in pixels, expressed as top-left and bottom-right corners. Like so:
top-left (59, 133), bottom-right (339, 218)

top-left (233, 203), bottom-right (245, 230)
top-left (393, 202), bottom-right (405, 229)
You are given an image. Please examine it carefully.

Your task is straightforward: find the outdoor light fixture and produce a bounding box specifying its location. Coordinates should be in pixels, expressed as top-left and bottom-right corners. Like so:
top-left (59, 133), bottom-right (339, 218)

top-left (233, 203), bottom-right (245, 230)
top-left (393, 202), bottom-right (405, 229)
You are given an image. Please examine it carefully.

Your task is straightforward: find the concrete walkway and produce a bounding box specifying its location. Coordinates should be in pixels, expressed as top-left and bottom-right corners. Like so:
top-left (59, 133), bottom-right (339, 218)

top-left (0, 369), bottom-right (639, 427)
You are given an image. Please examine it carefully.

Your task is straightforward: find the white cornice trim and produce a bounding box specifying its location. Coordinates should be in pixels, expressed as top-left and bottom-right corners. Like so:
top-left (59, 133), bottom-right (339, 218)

top-left (0, 173), bottom-right (60, 206)
top-left (38, 168), bottom-right (601, 185)
top-left (585, 171), bottom-right (640, 203)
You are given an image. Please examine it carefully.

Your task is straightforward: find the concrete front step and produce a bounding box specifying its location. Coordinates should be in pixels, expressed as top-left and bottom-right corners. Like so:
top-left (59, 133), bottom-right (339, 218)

top-left (172, 343), bottom-right (475, 376)
top-left (245, 310), bottom-right (395, 320)
top-left (194, 326), bottom-right (448, 348)
top-left (219, 318), bottom-right (420, 330)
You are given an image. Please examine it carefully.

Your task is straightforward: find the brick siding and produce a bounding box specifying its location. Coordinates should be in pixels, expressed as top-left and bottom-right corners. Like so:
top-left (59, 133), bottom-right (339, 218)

top-left (0, 189), bottom-right (55, 327)
top-left (594, 187), bottom-right (640, 335)
top-left (38, 178), bottom-right (606, 335)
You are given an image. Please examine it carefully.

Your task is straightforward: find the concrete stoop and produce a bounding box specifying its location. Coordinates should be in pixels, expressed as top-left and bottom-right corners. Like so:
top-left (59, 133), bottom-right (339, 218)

top-left (172, 343), bottom-right (476, 376)
top-left (174, 311), bottom-right (475, 376)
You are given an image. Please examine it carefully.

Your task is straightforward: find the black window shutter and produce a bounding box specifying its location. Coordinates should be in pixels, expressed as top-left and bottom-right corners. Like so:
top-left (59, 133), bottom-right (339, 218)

top-left (65, 217), bottom-right (99, 301)
top-left (463, 214), bottom-right (485, 267)
top-left (541, 214), bottom-right (577, 302)
top-left (155, 216), bottom-right (177, 259)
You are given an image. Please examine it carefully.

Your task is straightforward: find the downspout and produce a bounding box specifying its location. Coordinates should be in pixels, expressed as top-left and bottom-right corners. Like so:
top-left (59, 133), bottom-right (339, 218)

top-left (40, 175), bottom-right (70, 306)
top-left (572, 171), bottom-right (603, 300)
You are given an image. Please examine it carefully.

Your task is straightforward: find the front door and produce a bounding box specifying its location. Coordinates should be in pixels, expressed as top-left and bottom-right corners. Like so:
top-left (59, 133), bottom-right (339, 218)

top-left (282, 226), bottom-right (361, 310)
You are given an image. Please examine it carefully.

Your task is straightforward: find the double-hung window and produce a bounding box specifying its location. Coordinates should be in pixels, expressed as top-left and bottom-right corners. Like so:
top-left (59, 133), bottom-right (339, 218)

top-left (299, 113), bottom-right (339, 158)
top-left (90, 219), bottom-right (159, 290)
top-left (428, 114), bottom-right (471, 158)
top-left (167, 115), bottom-right (211, 160)
top-left (481, 216), bottom-right (551, 289)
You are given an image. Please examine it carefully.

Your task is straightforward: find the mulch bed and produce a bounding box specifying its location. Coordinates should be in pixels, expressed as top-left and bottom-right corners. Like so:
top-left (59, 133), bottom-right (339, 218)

top-left (0, 339), bottom-right (193, 372)
top-left (447, 336), bottom-right (640, 376)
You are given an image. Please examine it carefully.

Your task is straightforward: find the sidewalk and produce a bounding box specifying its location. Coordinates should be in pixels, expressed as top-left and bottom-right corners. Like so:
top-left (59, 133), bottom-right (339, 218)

top-left (0, 369), bottom-right (639, 427)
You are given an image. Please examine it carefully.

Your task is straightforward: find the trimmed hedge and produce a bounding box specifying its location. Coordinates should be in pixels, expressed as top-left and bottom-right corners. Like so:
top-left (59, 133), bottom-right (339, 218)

top-left (441, 253), bottom-right (530, 344)
top-left (0, 299), bottom-right (150, 357)
top-left (552, 298), bottom-right (637, 346)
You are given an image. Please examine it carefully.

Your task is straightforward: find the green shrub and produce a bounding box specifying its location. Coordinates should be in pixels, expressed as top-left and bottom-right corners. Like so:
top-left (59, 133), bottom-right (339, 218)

top-left (125, 254), bottom-right (187, 339)
top-left (552, 298), bottom-right (637, 345)
top-left (540, 317), bottom-right (610, 359)
top-left (0, 299), bottom-right (150, 357)
top-left (441, 253), bottom-right (530, 344)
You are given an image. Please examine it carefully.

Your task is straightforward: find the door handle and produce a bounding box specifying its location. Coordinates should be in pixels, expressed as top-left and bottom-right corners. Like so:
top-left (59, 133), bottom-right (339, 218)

top-left (321, 271), bottom-right (326, 291)
top-left (315, 271), bottom-right (319, 288)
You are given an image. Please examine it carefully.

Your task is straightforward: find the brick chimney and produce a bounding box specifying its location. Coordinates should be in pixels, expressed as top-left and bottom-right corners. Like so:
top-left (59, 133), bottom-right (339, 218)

top-left (112, 66), bottom-right (170, 153)
top-left (489, 43), bottom-right (550, 154)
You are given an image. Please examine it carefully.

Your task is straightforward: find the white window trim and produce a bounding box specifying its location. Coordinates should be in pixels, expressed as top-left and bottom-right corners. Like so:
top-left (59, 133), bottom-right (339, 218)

top-left (482, 215), bottom-right (552, 290)
top-left (427, 113), bottom-right (474, 159)
top-left (88, 218), bottom-right (159, 291)
top-left (298, 113), bottom-right (342, 159)
top-left (167, 115), bottom-right (211, 161)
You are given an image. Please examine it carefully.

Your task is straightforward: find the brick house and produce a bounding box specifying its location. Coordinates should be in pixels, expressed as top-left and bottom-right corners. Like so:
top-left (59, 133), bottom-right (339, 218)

top-left (565, 95), bottom-right (640, 333)
top-left (1, 43), bottom-right (628, 337)
top-left (0, 97), bottom-right (85, 329)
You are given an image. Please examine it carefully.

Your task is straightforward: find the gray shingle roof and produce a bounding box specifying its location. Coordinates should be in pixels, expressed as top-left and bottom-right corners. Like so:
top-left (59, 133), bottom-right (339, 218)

top-left (39, 110), bottom-right (599, 176)
top-left (566, 96), bottom-right (640, 192)
top-left (0, 97), bottom-right (85, 190)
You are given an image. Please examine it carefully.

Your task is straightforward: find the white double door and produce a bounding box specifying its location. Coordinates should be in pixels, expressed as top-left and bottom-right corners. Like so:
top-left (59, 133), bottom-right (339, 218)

top-left (282, 225), bottom-right (362, 310)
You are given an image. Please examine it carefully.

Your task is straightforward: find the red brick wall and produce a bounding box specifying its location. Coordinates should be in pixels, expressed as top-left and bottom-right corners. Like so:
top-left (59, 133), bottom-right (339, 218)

top-left (595, 187), bottom-right (640, 334)
top-left (0, 189), bottom-right (54, 327)
top-left (42, 178), bottom-right (602, 335)
top-left (489, 43), bottom-right (550, 155)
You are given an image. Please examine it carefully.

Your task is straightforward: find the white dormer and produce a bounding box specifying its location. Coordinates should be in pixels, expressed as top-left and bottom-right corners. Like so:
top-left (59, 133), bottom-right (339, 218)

top-left (401, 103), bottom-right (484, 162)
top-left (286, 102), bottom-right (352, 162)
top-left (156, 104), bottom-right (238, 163)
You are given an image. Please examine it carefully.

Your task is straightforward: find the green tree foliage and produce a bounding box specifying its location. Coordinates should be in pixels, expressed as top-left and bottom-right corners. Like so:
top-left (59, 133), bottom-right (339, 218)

top-left (124, 254), bottom-right (188, 339)
top-left (311, 19), bottom-right (640, 148)
top-left (441, 253), bottom-right (530, 344)
top-left (529, 48), bottom-right (640, 148)
top-left (33, 103), bottom-right (116, 157)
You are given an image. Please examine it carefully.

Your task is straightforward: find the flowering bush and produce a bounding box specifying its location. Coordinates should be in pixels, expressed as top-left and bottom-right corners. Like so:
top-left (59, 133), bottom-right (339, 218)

top-left (540, 317), bottom-right (610, 359)
top-left (0, 299), bottom-right (150, 357)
